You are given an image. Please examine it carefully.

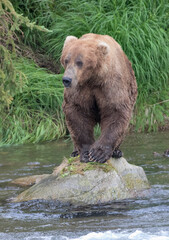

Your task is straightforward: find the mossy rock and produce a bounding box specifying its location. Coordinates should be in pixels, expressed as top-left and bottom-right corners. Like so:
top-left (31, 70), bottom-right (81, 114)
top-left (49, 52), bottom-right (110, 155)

top-left (12, 157), bottom-right (150, 206)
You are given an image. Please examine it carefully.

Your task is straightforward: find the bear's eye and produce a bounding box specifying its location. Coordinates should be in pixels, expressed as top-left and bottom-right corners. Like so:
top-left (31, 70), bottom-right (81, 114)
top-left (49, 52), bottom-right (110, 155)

top-left (65, 59), bottom-right (69, 65)
top-left (76, 60), bottom-right (83, 68)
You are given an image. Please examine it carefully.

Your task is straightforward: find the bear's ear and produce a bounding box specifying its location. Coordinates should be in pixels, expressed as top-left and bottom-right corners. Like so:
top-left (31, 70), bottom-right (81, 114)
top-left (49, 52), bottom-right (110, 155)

top-left (61, 36), bottom-right (78, 66)
top-left (63, 36), bottom-right (78, 49)
top-left (97, 42), bottom-right (109, 56)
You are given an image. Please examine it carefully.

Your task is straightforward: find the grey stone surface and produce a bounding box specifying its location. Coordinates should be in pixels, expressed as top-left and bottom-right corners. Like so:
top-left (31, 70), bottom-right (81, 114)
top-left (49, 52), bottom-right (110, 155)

top-left (13, 157), bottom-right (150, 206)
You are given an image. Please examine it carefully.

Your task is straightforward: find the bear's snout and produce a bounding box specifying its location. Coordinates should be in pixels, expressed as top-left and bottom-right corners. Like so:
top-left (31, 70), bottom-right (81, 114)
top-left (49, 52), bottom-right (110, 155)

top-left (62, 77), bottom-right (72, 88)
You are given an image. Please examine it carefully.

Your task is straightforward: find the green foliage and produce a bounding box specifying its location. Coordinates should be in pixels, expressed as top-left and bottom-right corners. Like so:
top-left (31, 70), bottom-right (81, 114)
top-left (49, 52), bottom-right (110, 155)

top-left (0, 0), bottom-right (54, 145)
top-left (0, 45), bottom-right (25, 113)
top-left (0, 1), bottom-right (26, 144)
top-left (10, 0), bottom-right (53, 27)
top-left (0, 58), bottom-right (65, 145)
top-left (0, 0), bottom-right (49, 35)
top-left (10, 0), bottom-right (53, 47)
top-left (0, 0), bottom-right (27, 114)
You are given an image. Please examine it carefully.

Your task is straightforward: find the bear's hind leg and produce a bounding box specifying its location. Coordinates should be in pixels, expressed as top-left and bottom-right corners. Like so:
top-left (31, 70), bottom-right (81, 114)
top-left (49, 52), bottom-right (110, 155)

top-left (112, 148), bottom-right (123, 158)
top-left (70, 149), bottom-right (79, 157)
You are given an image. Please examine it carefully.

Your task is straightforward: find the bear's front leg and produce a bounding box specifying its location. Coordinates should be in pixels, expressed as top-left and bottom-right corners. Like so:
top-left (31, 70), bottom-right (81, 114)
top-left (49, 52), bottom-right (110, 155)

top-left (89, 108), bottom-right (129, 163)
top-left (64, 104), bottom-right (95, 162)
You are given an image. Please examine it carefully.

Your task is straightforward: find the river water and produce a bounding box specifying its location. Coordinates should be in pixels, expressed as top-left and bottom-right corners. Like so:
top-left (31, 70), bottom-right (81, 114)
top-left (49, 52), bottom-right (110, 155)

top-left (0, 132), bottom-right (169, 240)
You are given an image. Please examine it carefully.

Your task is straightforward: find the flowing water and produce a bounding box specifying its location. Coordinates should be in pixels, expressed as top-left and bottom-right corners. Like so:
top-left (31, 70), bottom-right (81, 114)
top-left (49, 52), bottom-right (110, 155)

top-left (0, 132), bottom-right (169, 240)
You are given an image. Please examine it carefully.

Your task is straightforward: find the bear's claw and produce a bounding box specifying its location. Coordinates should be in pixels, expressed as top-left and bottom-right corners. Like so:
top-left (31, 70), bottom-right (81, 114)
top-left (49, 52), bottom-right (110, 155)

top-left (89, 146), bottom-right (112, 163)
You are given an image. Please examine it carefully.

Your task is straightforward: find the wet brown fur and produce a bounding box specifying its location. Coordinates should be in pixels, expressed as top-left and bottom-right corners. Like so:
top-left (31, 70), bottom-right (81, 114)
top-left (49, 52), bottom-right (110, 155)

top-left (61, 33), bottom-right (137, 163)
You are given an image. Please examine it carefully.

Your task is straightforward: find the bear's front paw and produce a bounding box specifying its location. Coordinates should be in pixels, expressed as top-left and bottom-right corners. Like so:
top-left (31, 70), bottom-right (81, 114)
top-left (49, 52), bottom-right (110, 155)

top-left (80, 151), bottom-right (89, 163)
top-left (89, 146), bottom-right (112, 163)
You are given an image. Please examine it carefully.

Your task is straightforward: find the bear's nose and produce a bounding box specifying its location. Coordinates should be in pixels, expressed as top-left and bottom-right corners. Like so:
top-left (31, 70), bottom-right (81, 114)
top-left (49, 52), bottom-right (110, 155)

top-left (62, 77), bottom-right (72, 88)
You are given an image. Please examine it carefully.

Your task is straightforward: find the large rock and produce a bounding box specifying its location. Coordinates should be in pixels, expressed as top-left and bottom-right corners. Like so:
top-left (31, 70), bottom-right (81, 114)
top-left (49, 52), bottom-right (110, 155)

top-left (12, 157), bottom-right (150, 206)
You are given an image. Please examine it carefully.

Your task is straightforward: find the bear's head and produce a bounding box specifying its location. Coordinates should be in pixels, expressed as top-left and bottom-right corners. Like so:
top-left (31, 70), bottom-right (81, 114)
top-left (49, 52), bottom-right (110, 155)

top-left (61, 35), bottom-right (109, 88)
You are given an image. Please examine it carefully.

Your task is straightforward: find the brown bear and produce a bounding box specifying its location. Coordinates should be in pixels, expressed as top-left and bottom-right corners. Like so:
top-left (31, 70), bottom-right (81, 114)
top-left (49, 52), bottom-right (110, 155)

top-left (61, 33), bottom-right (137, 163)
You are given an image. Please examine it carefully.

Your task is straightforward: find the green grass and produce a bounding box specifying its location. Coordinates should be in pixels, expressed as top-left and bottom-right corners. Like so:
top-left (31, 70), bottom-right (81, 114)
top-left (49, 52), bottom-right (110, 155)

top-left (0, 58), bottom-right (65, 145)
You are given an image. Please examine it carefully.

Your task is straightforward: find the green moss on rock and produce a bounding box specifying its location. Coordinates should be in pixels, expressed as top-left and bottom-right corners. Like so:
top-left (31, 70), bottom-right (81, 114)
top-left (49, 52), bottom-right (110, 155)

top-left (60, 156), bottom-right (114, 177)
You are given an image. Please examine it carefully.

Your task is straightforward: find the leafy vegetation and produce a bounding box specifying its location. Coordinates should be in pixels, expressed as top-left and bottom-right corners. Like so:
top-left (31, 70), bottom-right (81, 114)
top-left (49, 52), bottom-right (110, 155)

top-left (0, 0), bottom-right (169, 145)
top-left (0, 0), bottom-right (60, 145)
top-left (0, 58), bottom-right (65, 145)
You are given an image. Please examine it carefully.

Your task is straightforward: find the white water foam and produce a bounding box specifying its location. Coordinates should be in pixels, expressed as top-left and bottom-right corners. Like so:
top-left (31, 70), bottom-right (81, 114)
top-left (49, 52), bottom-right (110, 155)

top-left (64, 230), bottom-right (169, 240)
top-left (1, 230), bottom-right (169, 240)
